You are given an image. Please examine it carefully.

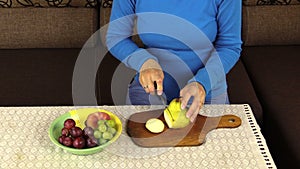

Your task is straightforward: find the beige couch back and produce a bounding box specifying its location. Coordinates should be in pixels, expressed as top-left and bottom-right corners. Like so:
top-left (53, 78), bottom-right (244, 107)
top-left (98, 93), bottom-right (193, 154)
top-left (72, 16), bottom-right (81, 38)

top-left (100, 0), bottom-right (300, 46)
top-left (0, 0), bottom-right (99, 49)
top-left (242, 0), bottom-right (300, 46)
top-left (1, 0), bottom-right (299, 48)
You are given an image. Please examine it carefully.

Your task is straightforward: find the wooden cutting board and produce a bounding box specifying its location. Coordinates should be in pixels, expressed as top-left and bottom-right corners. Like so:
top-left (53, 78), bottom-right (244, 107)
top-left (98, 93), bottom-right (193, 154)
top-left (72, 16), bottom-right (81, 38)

top-left (127, 109), bottom-right (241, 147)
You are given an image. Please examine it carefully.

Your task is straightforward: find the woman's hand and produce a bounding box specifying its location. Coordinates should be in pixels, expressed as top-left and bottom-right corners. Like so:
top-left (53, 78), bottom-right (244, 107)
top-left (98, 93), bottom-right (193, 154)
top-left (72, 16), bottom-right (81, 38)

top-left (180, 82), bottom-right (206, 122)
top-left (139, 59), bottom-right (164, 95)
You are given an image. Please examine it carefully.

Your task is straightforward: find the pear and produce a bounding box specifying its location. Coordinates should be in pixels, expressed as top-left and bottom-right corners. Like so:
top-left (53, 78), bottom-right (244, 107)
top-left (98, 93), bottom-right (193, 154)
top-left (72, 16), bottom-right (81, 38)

top-left (163, 98), bottom-right (190, 128)
top-left (145, 118), bottom-right (165, 133)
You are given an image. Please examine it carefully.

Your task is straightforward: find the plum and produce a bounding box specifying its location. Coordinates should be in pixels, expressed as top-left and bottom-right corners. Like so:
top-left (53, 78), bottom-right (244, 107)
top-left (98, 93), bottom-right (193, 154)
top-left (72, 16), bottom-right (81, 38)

top-left (97, 112), bottom-right (111, 120)
top-left (85, 113), bottom-right (99, 129)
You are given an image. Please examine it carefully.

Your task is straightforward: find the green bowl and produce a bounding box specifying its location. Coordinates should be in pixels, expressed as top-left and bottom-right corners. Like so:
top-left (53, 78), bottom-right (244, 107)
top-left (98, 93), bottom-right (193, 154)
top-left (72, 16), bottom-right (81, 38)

top-left (48, 108), bottom-right (122, 155)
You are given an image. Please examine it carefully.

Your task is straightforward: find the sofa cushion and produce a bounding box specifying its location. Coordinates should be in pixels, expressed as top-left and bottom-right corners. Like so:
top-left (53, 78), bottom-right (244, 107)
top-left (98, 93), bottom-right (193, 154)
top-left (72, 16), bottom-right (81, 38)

top-left (0, 0), bottom-right (98, 8)
top-left (0, 8), bottom-right (98, 48)
top-left (241, 45), bottom-right (300, 168)
top-left (0, 48), bottom-right (80, 106)
top-left (227, 60), bottom-right (263, 125)
top-left (97, 52), bottom-right (136, 105)
top-left (242, 5), bottom-right (300, 46)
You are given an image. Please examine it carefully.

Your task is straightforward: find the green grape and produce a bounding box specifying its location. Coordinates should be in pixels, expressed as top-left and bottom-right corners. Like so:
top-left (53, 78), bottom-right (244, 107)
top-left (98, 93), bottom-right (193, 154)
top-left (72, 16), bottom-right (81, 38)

top-left (106, 119), bottom-right (116, 128)
top-left (99, 138), bottom-right (107, 145)
top-left (108, 127), bottom-right (116, 135)
top-left (102, 132), bottom-right (113, 140)
top-left (97, 120), bottom-right (106, 126)
top-left (94, 130), bottom-right (102, 139)
top-left (98, 124), bottom-right (107, 132)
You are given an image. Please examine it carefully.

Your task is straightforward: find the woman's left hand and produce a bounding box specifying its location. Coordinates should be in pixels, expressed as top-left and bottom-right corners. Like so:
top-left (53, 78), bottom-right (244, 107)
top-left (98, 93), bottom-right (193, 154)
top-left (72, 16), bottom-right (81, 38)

top-left (180, 82), bottom-right (206, 122)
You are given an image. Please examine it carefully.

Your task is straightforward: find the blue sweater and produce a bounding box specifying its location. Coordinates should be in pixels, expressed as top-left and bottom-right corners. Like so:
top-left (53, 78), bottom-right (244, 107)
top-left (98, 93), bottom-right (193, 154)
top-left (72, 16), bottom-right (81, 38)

top-left (106, 0), bottom-right (242, 101)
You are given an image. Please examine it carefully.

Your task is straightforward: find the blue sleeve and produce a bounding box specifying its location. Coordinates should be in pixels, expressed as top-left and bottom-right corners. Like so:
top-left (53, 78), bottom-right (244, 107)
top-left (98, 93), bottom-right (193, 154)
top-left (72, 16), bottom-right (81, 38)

top-left (106, 0), bottom-right (158, 71)
top-left (188, 0), bottom-right (242, 94)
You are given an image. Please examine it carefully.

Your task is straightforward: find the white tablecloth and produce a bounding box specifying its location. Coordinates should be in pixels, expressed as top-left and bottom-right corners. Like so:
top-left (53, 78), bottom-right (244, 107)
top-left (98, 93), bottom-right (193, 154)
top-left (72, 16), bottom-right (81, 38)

top-left (0, 104), bottom-right (276, 168)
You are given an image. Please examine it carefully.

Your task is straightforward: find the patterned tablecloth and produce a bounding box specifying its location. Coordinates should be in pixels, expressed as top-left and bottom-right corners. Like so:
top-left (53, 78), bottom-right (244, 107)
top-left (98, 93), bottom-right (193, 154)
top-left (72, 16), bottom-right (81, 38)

top-left (0, 104), bottom-right (276, 169)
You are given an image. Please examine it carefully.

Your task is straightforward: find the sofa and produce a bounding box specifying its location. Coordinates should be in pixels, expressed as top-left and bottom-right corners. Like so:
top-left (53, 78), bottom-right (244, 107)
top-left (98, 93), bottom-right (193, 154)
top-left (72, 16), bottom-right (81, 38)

top-left (0, 0), bottom-right (299, 168)
top-left (240, 1), bottom-right (300, 168)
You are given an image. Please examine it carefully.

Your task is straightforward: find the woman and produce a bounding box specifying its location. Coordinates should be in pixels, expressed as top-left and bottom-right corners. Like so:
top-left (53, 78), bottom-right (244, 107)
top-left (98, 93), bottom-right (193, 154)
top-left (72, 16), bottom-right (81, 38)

top-left (106, 0), bottom-right (242, 122)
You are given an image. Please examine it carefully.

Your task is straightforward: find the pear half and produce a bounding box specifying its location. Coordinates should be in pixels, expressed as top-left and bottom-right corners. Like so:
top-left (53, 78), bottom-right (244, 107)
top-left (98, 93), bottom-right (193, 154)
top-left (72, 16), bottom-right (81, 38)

top-left (145, 118), bottom-right (165, 133)
top-left (163, 99), bottom-right (190, 129)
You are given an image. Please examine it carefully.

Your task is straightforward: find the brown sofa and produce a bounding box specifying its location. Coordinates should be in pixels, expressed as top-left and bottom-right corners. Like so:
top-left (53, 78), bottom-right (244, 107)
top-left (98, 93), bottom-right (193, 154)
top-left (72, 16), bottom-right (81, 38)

top-left (0, 0), bottom-right (99, 105)
top-left (0, 0), bottom-right (299, 168)
top-left (240, 1), bottom-right (300, 168)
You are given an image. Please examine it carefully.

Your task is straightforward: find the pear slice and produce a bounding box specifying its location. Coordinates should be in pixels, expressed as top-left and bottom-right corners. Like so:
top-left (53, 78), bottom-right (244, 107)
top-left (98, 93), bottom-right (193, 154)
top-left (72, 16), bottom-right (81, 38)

top-left (145, 118), bottom-right (165, 133)
top-left (163, 99), bottom-right (190, 129)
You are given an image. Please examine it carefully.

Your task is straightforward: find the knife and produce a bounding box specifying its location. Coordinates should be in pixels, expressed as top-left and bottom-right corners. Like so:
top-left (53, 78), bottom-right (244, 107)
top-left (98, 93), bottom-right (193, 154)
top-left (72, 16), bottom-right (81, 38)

top-left (155, 90), bottom-right (175, 121)
top-left (158, 94), bottom-right (167, 107)
top-left (153, 81), bottom-right (167, 107)
top-left (154, 81), bottom-right (175, 121)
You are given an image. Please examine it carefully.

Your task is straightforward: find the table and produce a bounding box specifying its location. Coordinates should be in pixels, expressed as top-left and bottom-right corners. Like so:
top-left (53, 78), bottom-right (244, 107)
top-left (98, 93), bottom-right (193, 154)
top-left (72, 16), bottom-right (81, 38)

top-left (0, 104), bottom-right (276, 168)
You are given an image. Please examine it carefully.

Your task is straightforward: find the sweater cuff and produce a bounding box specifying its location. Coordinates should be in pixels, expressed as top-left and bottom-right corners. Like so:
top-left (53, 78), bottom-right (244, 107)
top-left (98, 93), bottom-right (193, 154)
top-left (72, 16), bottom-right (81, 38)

top-left (187, 68), bottom-right (211, 94)
top-left (125, 48), bottom-right (158, 72)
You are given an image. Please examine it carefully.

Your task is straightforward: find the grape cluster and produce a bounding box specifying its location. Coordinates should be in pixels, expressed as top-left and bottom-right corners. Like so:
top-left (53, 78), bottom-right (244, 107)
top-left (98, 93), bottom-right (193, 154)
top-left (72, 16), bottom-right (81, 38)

top-left (58, 117), bottom-right (117, 149)
top-left (92, 119), bottom-right (117, 145)
top-left (58, 119), bottom-right (97, 149)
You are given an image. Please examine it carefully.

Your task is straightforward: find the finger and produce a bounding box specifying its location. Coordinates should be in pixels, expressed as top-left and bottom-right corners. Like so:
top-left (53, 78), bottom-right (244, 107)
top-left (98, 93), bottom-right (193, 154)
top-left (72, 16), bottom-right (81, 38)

top-left (155, 79), bottom-right (163, 95)
top-left (143, 85), bottom-right (150, 93)
top-left (185, 100), bottom-right (198, 118)
top-left (139, 71), bottom-right (153, 93)
top-left (190, 109), bottom-right (199, 123)
top-left (147, 82), bottom-right (156, 94)
top-left (139, 72), bottom-right (147, 88)
top-left (180, 92), bottom-right (192, 110)
top-left (140, 75), bottom-right (150, 93)
top-left (186, 101), bottom-right (200, 122)
top-left (190, 102), bottom-right (202, 122)
top-left (150, 71), bottom-right (163, 94)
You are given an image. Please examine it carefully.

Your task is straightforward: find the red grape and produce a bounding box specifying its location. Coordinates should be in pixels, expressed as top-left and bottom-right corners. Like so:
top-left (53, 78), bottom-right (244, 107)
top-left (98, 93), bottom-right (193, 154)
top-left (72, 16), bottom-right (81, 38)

top-left (58, 135), bottom-right (66, 144)
top-left (63, 137), bottom-right (73, 147)
top-left (83, 127), bottom-right (94, 137)
top-left (61, 127), bottom-right (69, 136)
top-left (73, 137), bottom-right (86, 149)
top-left (64, 119), bottom-right (76, 129)
top-left (86, 136), bottom-right (98, 148)
top-left (70, 127), bottom-right (83, 138)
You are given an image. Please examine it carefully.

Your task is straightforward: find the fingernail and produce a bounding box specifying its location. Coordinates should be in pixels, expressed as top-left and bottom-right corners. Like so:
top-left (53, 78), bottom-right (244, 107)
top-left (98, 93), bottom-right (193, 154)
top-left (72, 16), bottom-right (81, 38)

top-left (190, 116), bottom-right (196, 122)
top-left (186, 112), bottom-right (190, 119)
top-left (181, 104), bottom-right (185, 110)
top-left (157, 90), bottom-right (163, 95)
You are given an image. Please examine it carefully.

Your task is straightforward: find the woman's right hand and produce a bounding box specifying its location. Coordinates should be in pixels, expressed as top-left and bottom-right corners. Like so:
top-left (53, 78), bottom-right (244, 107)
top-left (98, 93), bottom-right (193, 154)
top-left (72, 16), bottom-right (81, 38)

top-left (139, 59), bottom-right (164, 95)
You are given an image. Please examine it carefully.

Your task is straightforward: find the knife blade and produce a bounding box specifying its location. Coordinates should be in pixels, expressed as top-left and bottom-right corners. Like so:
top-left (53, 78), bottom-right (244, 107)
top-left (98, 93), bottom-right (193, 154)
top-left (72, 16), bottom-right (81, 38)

top-left (157, 94), bottom-right (175, 121)
top-left (158, 94), bottom-right (167, 107)
top-left (154, 81), bottom-right (175, 121)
